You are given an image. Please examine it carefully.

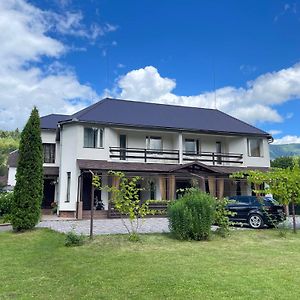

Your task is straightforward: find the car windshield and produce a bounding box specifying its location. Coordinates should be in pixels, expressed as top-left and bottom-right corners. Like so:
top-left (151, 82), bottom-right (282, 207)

top-left (263, 197), bottom-right (279, 205)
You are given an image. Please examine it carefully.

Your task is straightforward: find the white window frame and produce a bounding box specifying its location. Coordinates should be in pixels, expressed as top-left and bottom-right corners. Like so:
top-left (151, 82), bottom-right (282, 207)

top-left (247, 138), bottom-right (263, 157)
top-left (146, 136), bottom-right (163, 151)
top-left (83, 127), bottom-right (104, 149)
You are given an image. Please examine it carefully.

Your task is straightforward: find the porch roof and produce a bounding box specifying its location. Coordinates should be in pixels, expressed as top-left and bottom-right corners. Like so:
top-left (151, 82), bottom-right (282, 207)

top-left (77, 159), bottom-right (269, 175)
top-left (44, 167), bottom-right (59, 176)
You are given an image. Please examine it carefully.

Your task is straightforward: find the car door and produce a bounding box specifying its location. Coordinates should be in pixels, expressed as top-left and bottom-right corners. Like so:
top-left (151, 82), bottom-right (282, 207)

top-left (228, 196), bottom-right (251, 222)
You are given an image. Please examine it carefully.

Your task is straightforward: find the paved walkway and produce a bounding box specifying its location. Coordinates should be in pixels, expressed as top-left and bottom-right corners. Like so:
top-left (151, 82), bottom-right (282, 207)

top-left (37, 218), bottom-right (170, 235)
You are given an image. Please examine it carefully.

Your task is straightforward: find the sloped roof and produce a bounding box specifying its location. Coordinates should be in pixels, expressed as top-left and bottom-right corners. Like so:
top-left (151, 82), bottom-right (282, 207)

top-left (40, 114), bottom-right (70, 130)
top-left (77, 159), bottom-right (269, 175)
top-left (40, 98), bottom-right (270, 137)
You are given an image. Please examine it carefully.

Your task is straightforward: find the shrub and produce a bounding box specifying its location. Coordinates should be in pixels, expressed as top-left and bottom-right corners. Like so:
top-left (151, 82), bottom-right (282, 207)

top-left (12, 107), bottom-right (43, 231)
top-left (214, 198), bottom-right (236, 237)
top-left (65, 231), bottom-right (85, 247)
top-left (0, 192), bottom-right (13, 217)
top-left (168, 188), bottom-right (215, 240)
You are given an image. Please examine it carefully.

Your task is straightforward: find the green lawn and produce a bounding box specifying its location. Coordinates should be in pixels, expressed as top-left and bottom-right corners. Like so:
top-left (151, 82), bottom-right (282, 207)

top-left (1, 229), bottom-right (300, 300)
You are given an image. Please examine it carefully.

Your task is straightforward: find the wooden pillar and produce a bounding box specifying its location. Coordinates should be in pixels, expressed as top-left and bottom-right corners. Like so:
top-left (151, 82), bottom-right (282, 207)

top-left (208, 176), bottom-right (216, 197)
top-left (198, 177), bottom-right (206, 192)
top-left (217, 178), bottom-right (224, 199)
top-left (168, 175), bottom-right (176, 200)
top-left (159, 176), bottom-right (166, 200)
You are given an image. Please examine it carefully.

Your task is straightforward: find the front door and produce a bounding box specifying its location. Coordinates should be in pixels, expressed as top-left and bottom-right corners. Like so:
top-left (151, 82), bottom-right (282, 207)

top-left (82, 172), bottom-right (103, 210)
top-left (120, 134), bottom-right (127, 160)
top-left (42, 179), bottom-right (55, 209)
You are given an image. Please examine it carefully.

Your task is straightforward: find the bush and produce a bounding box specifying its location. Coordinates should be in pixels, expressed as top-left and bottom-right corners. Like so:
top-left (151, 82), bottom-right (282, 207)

top-left (0, 192), bottom-right (13, 218)
top-left (214, 198), bottom-right (236, 237)
top-left (65, 231), bottom-right (85, 247)
top-left (168, 188), bottom-right (215, 240)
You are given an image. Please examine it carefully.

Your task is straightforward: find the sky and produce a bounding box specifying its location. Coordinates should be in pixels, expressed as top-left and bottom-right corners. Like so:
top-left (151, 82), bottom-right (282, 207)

top-left (0, 0), bottom-right (300, 144)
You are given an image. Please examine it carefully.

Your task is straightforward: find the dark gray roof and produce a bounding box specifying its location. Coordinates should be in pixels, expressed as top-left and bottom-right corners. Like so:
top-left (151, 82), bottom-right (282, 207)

top-left (40, 98), bottom-right (270, 137)
top-left (40, 114), bottom-right (69, 130)
top-left (71, 98), bottom-right (270, 137)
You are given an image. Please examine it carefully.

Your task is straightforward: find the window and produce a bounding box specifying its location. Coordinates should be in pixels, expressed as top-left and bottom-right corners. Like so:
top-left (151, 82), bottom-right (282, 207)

top-left (150, 181), bottom-right (156, 200)
top-left (147, 136), bottom-right (162, 150)
top-left (185, 139), bottom-right (197, 154)
top-left (84, 127), bottom-right (103, 148)
top-left (248, 138), bottom-right (262, 157)
top-left (66, 172), bottom-right (71, 202)
top-left (43, 143), bottom-right (55, 163)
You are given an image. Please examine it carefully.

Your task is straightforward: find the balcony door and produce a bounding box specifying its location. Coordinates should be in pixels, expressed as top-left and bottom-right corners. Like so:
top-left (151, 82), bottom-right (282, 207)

top-left (120, 135), bottom-right (127, 160)
top-left (216, 141), bottom-right (222, 164)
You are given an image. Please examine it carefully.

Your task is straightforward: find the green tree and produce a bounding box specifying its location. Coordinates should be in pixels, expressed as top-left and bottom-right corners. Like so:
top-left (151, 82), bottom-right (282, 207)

top-left (11, 107), bottom-right (43, 231)
top-left (271, 156), bottom-right (297, 169)
top-left (232, 160), bottom-right (300, 233)
top-left (93, 171), bottom-right (155, 240)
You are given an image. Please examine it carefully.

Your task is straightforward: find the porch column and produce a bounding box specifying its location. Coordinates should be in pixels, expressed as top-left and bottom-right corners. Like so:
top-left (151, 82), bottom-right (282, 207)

top-left (168, 175), bottom-right (176, 200)
top-left (178, 133), bottom-right (183, 164)
top-left (217, 178), bottom-right (224, 199)
top-left (198, 176), bottom-right (206, 192)
top-left (111, 175), bottom-right (120, 201)
top-left (208, 176), bottom-right (216, 197)
top-left (101, 173), bottom-right (109, 210)
top-left (159, 176), bottom-right (167, 200)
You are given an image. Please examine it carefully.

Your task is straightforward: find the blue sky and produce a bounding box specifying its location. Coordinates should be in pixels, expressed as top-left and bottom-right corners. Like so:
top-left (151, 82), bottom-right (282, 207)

top-left (1, 0), bottom-right (300, 144)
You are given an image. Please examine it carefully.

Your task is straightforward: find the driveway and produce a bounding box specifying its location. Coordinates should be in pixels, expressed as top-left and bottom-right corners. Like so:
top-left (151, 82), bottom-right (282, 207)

top-left (38, 218), bottom-right (170, 235)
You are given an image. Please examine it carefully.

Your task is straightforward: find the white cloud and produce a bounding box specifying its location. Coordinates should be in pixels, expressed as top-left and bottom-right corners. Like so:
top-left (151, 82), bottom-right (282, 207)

top-left (113, 64), bottom-right (300, 124)
top-left (268, 130), bottom-right (282, 136)
top-left (273, 135), bottom-right (300, 144)
top-left (0, 0), bottom-right (100, 130)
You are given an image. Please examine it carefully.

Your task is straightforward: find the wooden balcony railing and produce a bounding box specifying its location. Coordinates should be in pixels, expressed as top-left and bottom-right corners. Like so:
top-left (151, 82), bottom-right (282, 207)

top-left (110, 147), bottom-right (243, 165)
top-left (109, 147), bottom-right (179, 162)
top-left (183, 151), bottom-right (243, 165)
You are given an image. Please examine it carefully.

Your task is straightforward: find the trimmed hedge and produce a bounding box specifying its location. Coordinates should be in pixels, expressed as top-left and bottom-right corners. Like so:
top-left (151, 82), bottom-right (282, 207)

top-left (168, 189), bottom-right (215, 240)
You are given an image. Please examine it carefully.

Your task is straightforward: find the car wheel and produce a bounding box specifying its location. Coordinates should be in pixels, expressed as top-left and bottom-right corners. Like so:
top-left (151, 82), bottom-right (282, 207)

top-left (248, 214), bottom-right (264, 229)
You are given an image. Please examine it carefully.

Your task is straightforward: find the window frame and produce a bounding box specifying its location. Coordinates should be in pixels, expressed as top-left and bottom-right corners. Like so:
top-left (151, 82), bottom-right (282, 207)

top-left (66, 172), bottom-right (71, 203)
top-left (146, 136), bottom-right (163, 151)
top-left (247, 138), bottom-right (263, 157)
top-left (43, 143), bottom-right (56, 164)
top-left (83, 127), bottom-right (104, 149)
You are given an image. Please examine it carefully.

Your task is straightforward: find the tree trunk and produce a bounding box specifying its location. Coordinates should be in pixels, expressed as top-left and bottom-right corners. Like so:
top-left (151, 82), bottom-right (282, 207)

top-left (291, 199), bottom-right (297, 234)
top-left (284, 204), bottom-right (289, 216)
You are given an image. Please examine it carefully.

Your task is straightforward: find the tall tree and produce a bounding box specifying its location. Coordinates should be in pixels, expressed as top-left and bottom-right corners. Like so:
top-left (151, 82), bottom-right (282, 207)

top-left (11, 107), bottom-right (43, 231)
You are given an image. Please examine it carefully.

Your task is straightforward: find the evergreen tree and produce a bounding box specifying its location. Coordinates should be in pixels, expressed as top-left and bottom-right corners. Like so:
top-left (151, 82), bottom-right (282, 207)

top-left (11, 107), bottom-right (43, 231)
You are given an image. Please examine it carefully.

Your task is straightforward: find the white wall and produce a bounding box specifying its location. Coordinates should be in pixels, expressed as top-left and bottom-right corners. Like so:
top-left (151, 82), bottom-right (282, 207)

top-left (7, 167), bottom-right (16, 186)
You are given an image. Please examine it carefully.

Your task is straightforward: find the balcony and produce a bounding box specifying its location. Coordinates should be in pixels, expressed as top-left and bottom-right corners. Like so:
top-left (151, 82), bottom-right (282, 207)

top-left (109, 147), bottom-right (243, 165)
top-left (182, 151), bottom-right (243, 165)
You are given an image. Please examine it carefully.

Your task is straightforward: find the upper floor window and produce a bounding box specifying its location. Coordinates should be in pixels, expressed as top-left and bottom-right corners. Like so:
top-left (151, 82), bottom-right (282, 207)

top-left (43, 143), bottom-right (55, 163)
top-left (84, 127), bottom-right (103, 148)
top-left (185, 139), bottom-right (200, 154)
top-left (248, 138), bottom-right (262, 157)
top-left (147, 136), bottom-right (162, 150)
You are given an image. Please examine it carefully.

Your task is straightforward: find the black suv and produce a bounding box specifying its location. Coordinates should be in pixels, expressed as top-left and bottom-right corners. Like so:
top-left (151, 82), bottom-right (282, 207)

top-left (227, 196), bottom-right (286, 229)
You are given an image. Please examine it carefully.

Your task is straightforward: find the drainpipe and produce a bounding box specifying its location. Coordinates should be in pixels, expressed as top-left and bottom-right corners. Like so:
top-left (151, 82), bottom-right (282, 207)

top-left (178, 132), bottom-right (183, 164)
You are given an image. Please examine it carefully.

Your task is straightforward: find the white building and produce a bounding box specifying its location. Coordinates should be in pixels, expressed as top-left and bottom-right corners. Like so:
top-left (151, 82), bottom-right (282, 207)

top-left (7, 98), bottom-right (272, 218)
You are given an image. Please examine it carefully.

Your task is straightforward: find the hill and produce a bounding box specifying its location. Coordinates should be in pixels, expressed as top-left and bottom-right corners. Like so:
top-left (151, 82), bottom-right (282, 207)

top-left (269, 143), bottom-right (300, 160)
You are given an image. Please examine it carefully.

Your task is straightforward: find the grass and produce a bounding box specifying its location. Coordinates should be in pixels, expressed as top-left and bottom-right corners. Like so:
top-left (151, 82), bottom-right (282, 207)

top-left (1, 229), bottom-right (300, 299)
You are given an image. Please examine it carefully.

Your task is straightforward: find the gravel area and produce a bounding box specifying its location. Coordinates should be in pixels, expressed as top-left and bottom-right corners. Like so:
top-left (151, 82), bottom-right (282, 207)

top-left (37, 218), bottom-right (170, 235)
